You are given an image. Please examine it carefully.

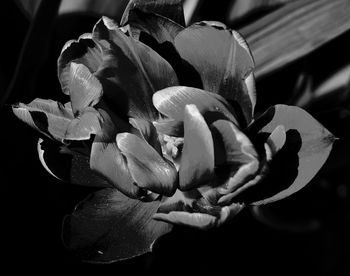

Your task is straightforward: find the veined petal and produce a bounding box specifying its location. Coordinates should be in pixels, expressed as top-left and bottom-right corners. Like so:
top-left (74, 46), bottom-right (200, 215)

top-left (66, 62), bottom-right (103, 116)
top-left (153, 86), bottom-right (239, 125)
top-left (12, 98), bottom-right (74, 143)
top-left (117, 133), bottom-right (178, 196)
top-left (63, 188), bottom-right (172, 263)
top-left (245, 105), bottom-right (335, 205)
top-left (58, 33), bottom-right (103, 95)
top-left (174, 23), bottom-right (256, 126)
top-left (92, 17), bottom-right (179, 120)
top-left (121, 0), bottom-right (185, 27)
top-left (179, 104), bottom-right (215, 190)
top-left (153, 118), bottom-right (183, 137)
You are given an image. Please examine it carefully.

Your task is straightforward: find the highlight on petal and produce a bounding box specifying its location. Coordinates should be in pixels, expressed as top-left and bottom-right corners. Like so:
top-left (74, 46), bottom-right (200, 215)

top-left (121, 0), bottom-right (185, 27)
top-left (66, 62), bottom-right (103, 116)
top-left (246, 105), bottom-right (336, 205)
top-left (12, 98), bottom-right (74, 143)
top-left (179, 104), bottom-right (215, 190)
top-left (58, 33), bottom-right (103, 95)
top-left (89, 110), bottom-right (141, 198)
top-left (200, 119), bottom-right (259, 205)
top-left (153, 86), bottom-right (239, 125)
top-left (92, 18), bottom-right (179, 120)
top-left (174, 23), bottom-right (256, 125)
top-left (62, 188), bottom-right (172, 263)
top-left (117, 133), bottom-right (178, 196)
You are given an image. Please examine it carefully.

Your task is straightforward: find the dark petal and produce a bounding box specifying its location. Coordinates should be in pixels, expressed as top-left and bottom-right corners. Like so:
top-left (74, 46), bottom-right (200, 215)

top-left (58, 33), bottom-right (103, 95)
top-left (117, 133), bottom-right (178, 196)
top-left (125, 9), bottom-right (183, 43)
top-left (179, 105), bottom-right (215, 190)
top-left (65, 62), bottom-right (103, 116)
top-left (174, 22), bottom-right (256, 126)
top-left (129, 117), bottom-right (162, 154)
top-left (12, 98), bottom-right (74, 143)
top-left (89, 110), bottom-right (142, 198)
top-left (37, 138), bottom-right (111, 188)
top-left (62, 188), bottom-right (172, 263)
top-left (153, 86), bottom-right (239, 125)
top-left (246, 105), bottom-right (335, 205)
top-left (120, 0), bottom-right (185, 27)
top-left (92, 17), bottom-right (179, 120)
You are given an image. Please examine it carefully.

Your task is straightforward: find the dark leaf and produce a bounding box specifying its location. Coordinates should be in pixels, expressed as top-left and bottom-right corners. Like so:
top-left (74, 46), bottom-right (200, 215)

top-left (242, 0), bottom-right (350, 79)
top-left (62, 188), bottom-right (172, 263)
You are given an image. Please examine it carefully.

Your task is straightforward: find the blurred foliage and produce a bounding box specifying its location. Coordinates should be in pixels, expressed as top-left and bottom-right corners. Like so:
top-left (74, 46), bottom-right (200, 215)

top-left (2, 0), bottom-right (350, 274)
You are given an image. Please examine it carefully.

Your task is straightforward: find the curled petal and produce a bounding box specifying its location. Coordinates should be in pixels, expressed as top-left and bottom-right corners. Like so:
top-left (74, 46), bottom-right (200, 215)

top-left (92, 17), bottom-right (179, 120)
top-left (117, 133), bottom-right (178, 196)
top-left (58, 33), bottom-right (103, 95)
top-left (179, 104), bottom-right (215, 190)
top-left (63, 188), bottom-right (172, 263)
top-left (153, 118), bottom-right (183, 137)
top-left (153, 86), bottom-right (239, 125)
top-left (174, 23), bottom-right (256, 125)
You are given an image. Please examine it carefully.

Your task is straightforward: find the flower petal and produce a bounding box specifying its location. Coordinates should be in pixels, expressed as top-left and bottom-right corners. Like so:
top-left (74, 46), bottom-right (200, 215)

top-left (245, 105), bottom-right (335, 205)
top-left (121, 0), bottom-right (185, 27)
top-left (65, 62), bottom-right (103, 116)
top-left (200, 119), bottom-right (259, 204)
top-left (62, 188), bottom-right (172, 263)
top-left (153, 118), bottom-right (183, 137)
top-left (37, 138), bottom-right (111, 187)
top-left (89, 110), bottom-right (141, 198)
top-left (58, 33), bottom-right (103, 95)
top-left (12, 98), bottom-right (74, 143)
top-left (179, 104), bottom-right (215, 190)
top-left (174, 23), bottom-right (256, 125)
top-left (153, 86), bottom-right (239, 125)
top-left (117, 133), bottom-right (178, 196)
top-left (92, 17), bottom-right (179, 120)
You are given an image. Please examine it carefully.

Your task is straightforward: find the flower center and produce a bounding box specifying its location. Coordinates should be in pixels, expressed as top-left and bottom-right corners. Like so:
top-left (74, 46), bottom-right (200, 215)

top-left (159, 134), bottom-right (184, 170)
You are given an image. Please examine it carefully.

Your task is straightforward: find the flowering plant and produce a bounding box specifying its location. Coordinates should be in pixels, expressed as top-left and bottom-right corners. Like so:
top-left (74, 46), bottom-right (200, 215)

top-left (12, 0), bottom-right (334, 263)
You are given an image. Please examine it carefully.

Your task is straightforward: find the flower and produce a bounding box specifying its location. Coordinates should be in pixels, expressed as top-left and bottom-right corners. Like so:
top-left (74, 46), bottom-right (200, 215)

top-left (12, 0), bottom-right (335, 263)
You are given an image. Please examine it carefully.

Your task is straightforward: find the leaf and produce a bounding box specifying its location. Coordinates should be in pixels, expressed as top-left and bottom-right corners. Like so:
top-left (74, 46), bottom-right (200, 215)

top-left (121, 0), bottom-right (185, 27)
top-left (241, 0), bottom-right (350, 79)
top-left (179, 104), bottom-right (214, 190)
top-left (227, 0), bottom-right (294, 24)
top-left (174, 22), bottom-right (256, 125)
top-left (116, 133), bottom-right (178, 196)
top-left (152, 86), bottom-right (239, 125)
top-left (62, 188), bottom-right (172, 263)
top-left (92, 17), bottom-right (179, 120)
top-left (245, 104), bottom-right (335, 205)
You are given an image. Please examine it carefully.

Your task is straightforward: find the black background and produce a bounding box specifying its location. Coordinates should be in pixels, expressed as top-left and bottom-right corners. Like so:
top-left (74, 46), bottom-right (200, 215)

top-left (2, 0), bottom-right (350, 274)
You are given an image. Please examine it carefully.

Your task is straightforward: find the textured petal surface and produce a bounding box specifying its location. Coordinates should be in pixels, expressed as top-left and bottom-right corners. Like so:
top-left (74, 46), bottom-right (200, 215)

top-left (153, 86), bottom-right (239, 125)
top-left (174, 22), bottom-right (256, 125)
top-left (245, 104), bottom-right (335, 205)
top-left (92, 17), bottom-right (179, 120)
top-left (117, 133), bottom-right (178, 196)
top-left (121, 0), bottom-right (185, 27)
top-left (179, 105), bottom-right (214, 190)
top-left (62, 188), bottom-right (172, 263)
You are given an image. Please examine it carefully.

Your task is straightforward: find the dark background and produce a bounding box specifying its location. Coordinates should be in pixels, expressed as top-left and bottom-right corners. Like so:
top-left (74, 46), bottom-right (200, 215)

top-left (2, 0), bottom-right (349, 274)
